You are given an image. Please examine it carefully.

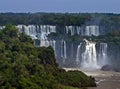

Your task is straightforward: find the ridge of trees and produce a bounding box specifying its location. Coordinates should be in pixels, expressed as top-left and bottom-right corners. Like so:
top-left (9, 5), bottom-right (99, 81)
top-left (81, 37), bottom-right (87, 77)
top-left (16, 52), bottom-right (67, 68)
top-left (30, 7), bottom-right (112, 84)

top-left (0, 24), bottom-right (96, 89)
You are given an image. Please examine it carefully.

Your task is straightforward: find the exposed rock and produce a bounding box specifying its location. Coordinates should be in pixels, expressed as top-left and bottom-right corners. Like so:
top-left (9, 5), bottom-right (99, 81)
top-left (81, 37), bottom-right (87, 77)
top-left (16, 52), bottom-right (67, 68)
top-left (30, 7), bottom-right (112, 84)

top-left (101, 65), bottom-right (114, 71)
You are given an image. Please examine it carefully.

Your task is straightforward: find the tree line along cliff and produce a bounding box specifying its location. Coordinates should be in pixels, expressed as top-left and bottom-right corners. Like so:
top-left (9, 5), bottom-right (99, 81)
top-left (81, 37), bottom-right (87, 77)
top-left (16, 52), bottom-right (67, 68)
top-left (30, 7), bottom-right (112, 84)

top-left (0, 24), bottom-right (96, 89)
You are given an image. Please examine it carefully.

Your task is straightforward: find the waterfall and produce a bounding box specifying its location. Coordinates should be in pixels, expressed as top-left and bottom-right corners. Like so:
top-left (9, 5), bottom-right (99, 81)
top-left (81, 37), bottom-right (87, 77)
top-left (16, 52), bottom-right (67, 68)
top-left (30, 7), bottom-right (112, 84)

top-left (17, 25), bottom-right (56, 40)
top-left (1, 24), bottom-right (112, 69)
top-left (76, 43), bottom-right (82, 63)
top-left (65, 26), bottom-right (81, 36)
top-left (61, 41), bottom-right (63, 58)
top-left (98, 43), bottom-right (108, 66)
top-left (71, 44), bottom-right (74, 59)
top-left (24, 25), bottom-right (30, 36)
top-left (40, 40), bottom-right (46, 47)
top-left (0, 26), bottom-right (5, 30)
top-left (52, 40), bottom-right (56, 54)
top-left (65, 26), bottom-right (73, 36)
top-left (53, 40), bottom-right (56, 56)
top-left (81, 39), bottom-right (98, 69)
top-left (85, 26), bottom-right (99, 36)
top-left (28, 25), bottom-right (38, 39)
top-left (49, 40), bottom-right (56, 56)
top-left (76, 26), bottom-right (81, 35)
top-left (64, 41), bottom-right (67, 59)
top-left (61, 40), bottom-right (67, 63)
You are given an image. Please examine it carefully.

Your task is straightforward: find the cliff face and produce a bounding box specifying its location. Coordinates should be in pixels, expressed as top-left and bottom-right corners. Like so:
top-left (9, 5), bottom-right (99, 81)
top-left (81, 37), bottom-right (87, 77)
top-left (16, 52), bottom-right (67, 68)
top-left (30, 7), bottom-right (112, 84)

top-left (107, 43), bottom-right (120, 67)
top-left (1, 24), bottom-right (120, 70)
top-left (1, 13), bottom-right (120, 71)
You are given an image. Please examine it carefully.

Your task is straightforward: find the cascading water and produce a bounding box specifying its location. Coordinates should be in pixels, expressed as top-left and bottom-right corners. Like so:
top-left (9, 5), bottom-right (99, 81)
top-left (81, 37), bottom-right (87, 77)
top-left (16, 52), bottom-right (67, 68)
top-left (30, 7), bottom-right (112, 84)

top-left (0, 26), bottom-right (5, 30)
top-left (16, 24), bottom-right (107, 69)
top-left (98, 43), bottom-right (108, 66)
top-left (66, 26), bottom-right (74, 36)
top-left (76, 26), bottom-right (81, 35)
top-left (64, 41), bottom-right (67, 59)
top-left (76, 43), bottom-right (82, 64)
top-left (61, 40), bottom-right (67, 63)
top-left (49, 40), bottom-right (56, 56)
top-left (81, 39), bottom-right (99, 69)
top-left (85, 26), bottom-right (99, 36)
top-left (71, 44), bottom-right (74, 59)
top-left (65, 26), bottom-right (81, 36)
top-left (75, 40), bottom-right (108, 70)
top-left (17, 25), bottom-right (56, 39)
top-left (1, 24), bottom-right (111, 70)
top-left (61, 40), bottom-right (63, 58)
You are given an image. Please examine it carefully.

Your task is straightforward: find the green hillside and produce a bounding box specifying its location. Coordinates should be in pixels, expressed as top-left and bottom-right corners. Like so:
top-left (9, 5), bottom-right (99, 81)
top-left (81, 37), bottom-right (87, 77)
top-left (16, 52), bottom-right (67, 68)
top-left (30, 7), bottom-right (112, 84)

top-left (0, 24), bottom-right (96, 89)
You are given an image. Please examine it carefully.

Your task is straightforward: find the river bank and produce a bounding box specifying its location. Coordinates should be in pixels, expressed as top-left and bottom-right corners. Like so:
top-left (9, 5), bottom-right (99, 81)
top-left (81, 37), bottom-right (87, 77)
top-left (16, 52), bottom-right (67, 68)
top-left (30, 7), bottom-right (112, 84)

top-left (64, 68), bottom-right (120, 89)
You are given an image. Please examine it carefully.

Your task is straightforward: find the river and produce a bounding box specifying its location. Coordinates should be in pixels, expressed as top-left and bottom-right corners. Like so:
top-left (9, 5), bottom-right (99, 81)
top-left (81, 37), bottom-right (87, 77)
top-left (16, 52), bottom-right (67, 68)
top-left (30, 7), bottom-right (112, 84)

top-left (64, 68), bottom-right (120, 89)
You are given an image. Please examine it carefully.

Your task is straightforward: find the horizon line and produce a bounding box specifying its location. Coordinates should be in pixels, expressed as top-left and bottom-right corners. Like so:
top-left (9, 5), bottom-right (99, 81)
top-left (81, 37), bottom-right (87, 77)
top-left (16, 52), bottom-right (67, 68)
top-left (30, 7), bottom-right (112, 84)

top-left (0, 11), bottom-right (120, 14)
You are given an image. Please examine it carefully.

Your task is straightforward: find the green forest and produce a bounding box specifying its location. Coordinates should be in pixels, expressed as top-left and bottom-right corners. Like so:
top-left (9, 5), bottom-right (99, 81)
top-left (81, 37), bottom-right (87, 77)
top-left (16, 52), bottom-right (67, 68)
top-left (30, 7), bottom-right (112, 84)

top-left (0, 13), bottom-right (120, 26)
top-left (0, 24), bottom-right (96, 89)
top-left (0, 13), bottom-right (92, 26)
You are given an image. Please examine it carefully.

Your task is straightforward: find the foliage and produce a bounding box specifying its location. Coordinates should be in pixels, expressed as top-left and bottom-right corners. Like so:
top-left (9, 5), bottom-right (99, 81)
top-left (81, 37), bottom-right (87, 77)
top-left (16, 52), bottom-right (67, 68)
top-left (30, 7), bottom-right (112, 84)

top-left (0, 13), bottom-right (91, 26)
top-left (88, 30), bottom-right (120, 43)
top-left (0, 24), bottom-right (96, 89)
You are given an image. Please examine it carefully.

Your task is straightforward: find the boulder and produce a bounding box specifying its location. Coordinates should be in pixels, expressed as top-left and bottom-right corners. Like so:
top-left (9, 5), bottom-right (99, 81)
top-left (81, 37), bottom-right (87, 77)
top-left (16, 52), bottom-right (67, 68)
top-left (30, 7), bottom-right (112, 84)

top-left (101, 65), bottom-right (114, 71)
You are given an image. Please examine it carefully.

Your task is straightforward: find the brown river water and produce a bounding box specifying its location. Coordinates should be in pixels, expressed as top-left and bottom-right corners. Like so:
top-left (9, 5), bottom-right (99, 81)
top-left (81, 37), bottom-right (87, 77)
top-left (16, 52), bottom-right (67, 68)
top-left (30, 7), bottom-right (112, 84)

top-left (64, 68), bottom-right (120, 89)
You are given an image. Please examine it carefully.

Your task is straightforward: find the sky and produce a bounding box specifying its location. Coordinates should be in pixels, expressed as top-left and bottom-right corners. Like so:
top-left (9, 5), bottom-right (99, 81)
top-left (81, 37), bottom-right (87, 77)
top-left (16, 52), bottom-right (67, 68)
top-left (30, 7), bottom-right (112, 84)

top-left (0, 0), bottom-right (120, 13)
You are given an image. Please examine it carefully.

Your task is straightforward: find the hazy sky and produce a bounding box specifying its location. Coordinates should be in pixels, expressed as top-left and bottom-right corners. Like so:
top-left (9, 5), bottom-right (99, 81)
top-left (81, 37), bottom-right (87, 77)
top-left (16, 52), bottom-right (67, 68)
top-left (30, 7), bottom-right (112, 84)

top-left (0, 0), bottom-right (120, 13)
